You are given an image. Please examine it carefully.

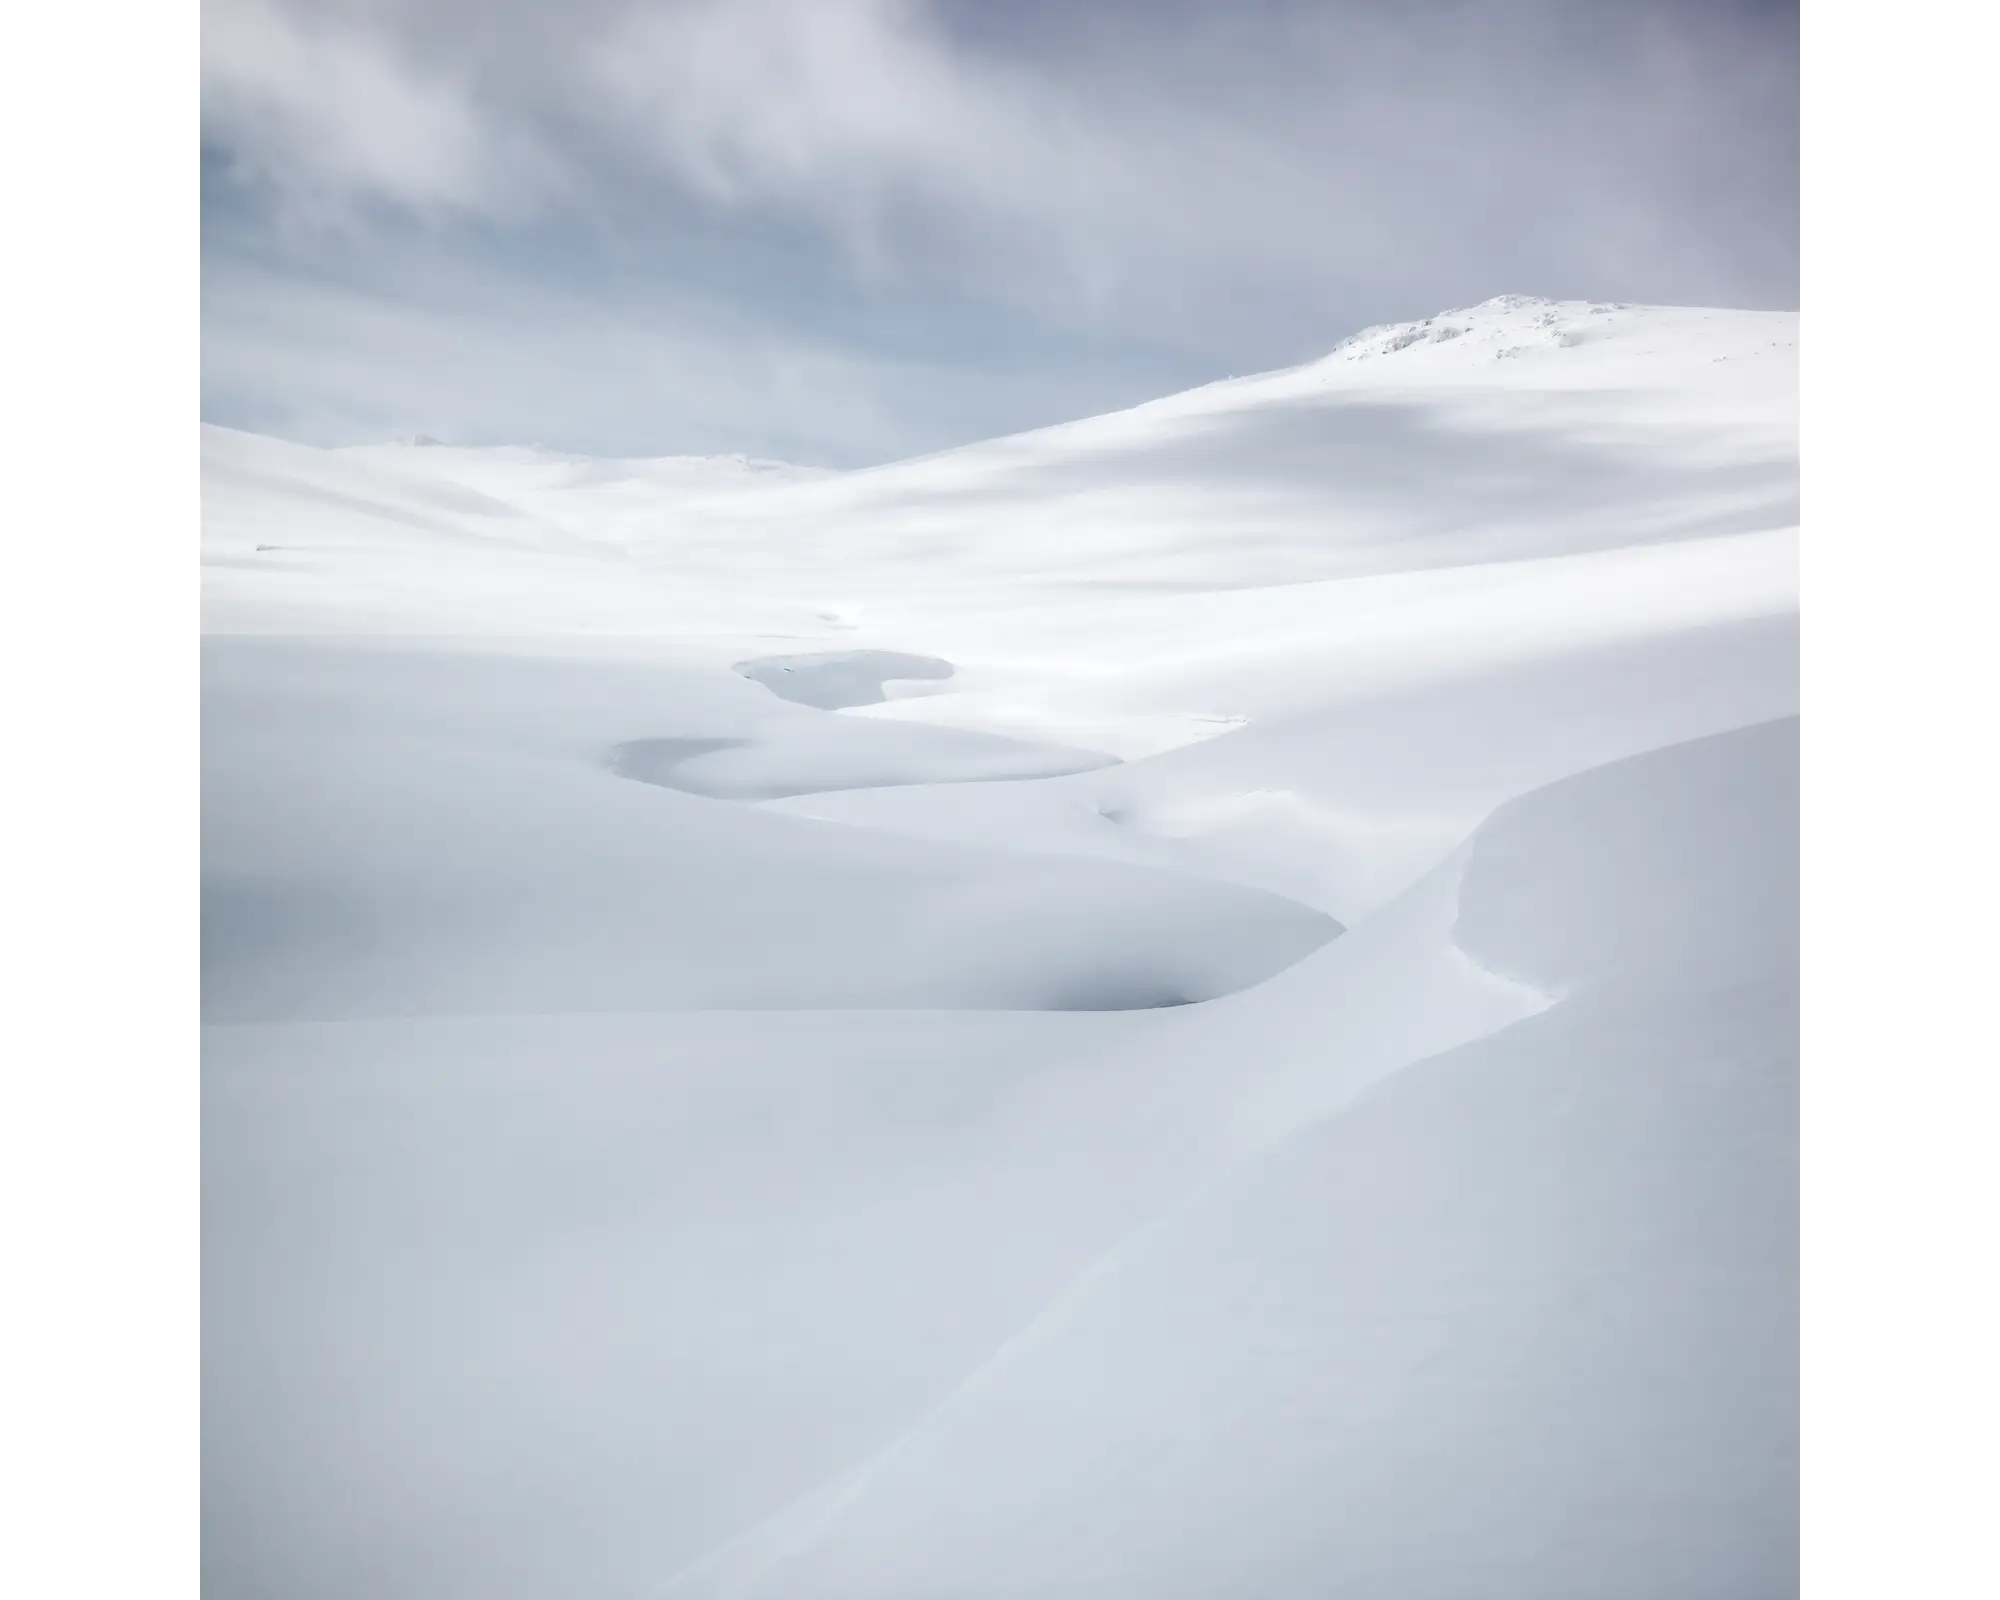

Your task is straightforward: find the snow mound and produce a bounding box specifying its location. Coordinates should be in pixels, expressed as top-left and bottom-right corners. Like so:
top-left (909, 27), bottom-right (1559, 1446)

top-left (659, 722), bottom-right (1798, 1600)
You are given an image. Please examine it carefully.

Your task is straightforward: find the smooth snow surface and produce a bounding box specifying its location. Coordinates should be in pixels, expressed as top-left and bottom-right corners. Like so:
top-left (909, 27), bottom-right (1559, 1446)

top-left (203, 297), bottom-right (1798, 1599)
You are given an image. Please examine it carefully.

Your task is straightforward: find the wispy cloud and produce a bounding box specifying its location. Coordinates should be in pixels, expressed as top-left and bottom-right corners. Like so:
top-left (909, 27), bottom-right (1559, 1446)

top-left (202, 0), bottom-right (541, 223)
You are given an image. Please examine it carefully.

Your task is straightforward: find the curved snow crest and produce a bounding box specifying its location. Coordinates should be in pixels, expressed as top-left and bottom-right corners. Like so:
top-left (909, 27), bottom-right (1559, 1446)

top-left (1451, 715), bottom-right (1800, 994)
top-left (650, 870), bottom-right (1547, 1597)
top-left (656, 720), bottom-right (1796, 1600)
top-left (652, 832), bottom-right (1576, 1596)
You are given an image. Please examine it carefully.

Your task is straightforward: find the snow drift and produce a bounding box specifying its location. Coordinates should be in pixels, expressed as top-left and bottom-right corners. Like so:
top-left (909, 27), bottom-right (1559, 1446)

top-left (202, 296), bottom-right (1798, 1600)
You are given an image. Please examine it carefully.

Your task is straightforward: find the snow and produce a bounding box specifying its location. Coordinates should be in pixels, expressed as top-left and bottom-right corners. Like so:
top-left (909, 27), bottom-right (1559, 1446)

top-left (202, 296), bottom-right (1798, 1599)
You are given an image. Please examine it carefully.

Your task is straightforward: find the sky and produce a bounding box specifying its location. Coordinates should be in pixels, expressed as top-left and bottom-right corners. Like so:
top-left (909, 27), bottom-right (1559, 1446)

top-left (201, 0), bottom-right (1799, 465)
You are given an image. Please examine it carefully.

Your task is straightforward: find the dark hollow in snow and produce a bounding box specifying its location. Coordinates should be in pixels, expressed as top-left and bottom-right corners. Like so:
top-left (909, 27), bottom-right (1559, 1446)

top-left (734, 650), bottom-right (955, 710)
top-left (606, 737), bottom-right (745, 789)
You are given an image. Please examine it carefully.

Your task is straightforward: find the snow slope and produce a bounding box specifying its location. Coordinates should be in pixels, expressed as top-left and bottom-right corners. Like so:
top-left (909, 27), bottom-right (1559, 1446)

top-left (202, 296), bottom-right (1797, 1600)
top-left (660, 721), bottom-right (1797, 1600)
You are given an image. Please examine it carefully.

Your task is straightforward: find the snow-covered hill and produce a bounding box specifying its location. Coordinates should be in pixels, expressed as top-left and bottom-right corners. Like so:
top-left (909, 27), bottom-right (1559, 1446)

top-left (202, 296), bottom-right (1798, 1600)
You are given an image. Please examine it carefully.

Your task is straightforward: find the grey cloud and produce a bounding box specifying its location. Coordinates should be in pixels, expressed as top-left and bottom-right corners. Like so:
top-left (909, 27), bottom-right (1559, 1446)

top-left (203, 0), bottom-right (524, 222)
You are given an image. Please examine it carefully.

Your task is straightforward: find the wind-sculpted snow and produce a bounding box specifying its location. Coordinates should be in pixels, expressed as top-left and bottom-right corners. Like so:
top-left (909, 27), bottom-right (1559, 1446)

top-left (657, 723), bottom-right (1798, 1600)
top-left (734, 649), bottom-right (956, 709)
top-left (202, 298), bottom-right (1798, 1600)
top-left (203, 640), bottom-right (1332, 1020)
top-left (1453, 717), bottom-right (1799, 993)
top-left (675, 980), bottom-right (1797, 1600)
top-left (609, 714), bottom-right (1114, 801)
